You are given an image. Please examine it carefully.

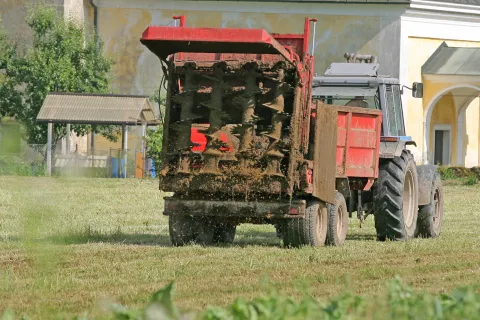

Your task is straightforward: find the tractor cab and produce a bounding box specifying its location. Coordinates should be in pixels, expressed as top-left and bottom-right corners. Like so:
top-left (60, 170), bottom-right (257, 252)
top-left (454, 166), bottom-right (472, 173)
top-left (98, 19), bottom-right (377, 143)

top-left (312, 55), bottom-right (423, 139)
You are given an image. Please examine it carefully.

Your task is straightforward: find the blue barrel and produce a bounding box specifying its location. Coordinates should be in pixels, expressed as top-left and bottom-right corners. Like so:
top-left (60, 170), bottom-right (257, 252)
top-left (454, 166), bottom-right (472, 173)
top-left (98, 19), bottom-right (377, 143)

top-left (150, 159), bottom-right (156, 178)
top-left (111, 158), bottom-right (126, 178)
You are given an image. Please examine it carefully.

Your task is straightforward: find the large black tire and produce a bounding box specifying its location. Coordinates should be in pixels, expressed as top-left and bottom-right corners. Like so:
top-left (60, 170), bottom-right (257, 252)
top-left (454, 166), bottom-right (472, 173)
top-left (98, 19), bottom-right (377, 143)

top-left (169, 215), bottom-right (236, 246)
top-left (374, 150), bottom-right (419, 241)
top-left (212, 221), bottom-right (237, 244)
top-left (282, 199), bottom-right (328, 247)
top-left (169, 214), bottom-right (197, 246)
top-left (415, 172), bottom-right (444, 238)
top-left (326, 192), bottom-right (349, 246)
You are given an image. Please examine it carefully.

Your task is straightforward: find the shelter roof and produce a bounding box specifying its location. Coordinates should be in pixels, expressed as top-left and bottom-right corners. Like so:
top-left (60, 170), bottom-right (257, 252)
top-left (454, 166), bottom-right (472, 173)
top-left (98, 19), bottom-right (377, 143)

top-left (422, 42), bottom-right (480, 76)
top-left (37, 93), bottom-right (156, 125)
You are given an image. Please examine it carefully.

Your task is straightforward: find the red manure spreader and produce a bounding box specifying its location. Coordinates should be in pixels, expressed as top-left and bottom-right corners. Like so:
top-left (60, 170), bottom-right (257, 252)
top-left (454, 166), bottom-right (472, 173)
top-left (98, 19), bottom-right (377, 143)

top-left (140, 16), bottom-right (444, 247)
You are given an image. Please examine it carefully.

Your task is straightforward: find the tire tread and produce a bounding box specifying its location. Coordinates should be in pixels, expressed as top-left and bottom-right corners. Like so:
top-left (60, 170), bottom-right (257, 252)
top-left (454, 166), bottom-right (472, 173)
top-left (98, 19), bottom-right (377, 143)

top-left (374, 150), bottom-right (419, 241)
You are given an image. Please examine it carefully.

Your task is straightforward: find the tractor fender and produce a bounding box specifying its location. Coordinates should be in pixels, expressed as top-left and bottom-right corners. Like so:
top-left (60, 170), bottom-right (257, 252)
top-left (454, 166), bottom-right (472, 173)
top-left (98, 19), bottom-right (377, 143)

top-left (416, 164), bottom-right (438, 206)
top-left (379, 140), bottom-right (417, 159)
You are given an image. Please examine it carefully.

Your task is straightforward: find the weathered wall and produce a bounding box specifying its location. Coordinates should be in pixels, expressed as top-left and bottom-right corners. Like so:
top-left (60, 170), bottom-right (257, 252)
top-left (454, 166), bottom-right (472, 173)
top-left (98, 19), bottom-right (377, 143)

top-left (0, 0), bottom-right (64, 42)
top-left (93, 0), bottom-right (404, 96)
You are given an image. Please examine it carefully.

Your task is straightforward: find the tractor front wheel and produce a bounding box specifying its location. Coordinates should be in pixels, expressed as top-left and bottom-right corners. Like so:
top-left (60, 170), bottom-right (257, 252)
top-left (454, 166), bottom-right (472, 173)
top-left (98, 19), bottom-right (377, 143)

top-left (415, 172), bottom-right (444, 238)
top-left (374, 150), bottom-right (419, 241)
top-left (282, 199), bottom-right (328, 247)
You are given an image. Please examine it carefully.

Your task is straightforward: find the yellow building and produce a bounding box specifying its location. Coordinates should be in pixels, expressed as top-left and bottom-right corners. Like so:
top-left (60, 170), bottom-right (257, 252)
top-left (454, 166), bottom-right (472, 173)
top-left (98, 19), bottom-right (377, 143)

top-left (421, 43), bottom-right (480, 167)
top-left (4, 0), bottom-right (480, 167)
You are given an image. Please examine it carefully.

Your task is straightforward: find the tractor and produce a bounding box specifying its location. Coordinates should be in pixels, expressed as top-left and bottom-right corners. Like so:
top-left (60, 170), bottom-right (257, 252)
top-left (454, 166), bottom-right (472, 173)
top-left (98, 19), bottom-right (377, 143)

top-left (140, 16), bottom-right (444, 247)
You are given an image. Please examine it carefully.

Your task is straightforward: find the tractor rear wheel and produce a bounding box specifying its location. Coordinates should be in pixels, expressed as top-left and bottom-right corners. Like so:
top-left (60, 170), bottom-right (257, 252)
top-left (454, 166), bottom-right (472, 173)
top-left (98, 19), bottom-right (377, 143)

top-left (282, 199), bottom-right (328, 247)
top-left (326, 191), bottom-right (349, 246)
top-left (374, 150), bottom-right (419, 241)
top-left (415, 172), bottom-right (444, 238)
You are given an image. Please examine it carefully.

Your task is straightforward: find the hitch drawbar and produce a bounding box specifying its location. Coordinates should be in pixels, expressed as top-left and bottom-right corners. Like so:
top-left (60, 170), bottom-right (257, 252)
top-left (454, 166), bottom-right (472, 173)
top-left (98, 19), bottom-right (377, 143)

top-left (164, 198), bottom-right (307, 219)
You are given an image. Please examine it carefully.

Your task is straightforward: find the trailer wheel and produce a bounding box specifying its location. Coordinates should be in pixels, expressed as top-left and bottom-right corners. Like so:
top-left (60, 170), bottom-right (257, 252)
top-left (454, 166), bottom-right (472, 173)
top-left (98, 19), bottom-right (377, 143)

top-left (374, 150), bottom-right (419, 241)
top-left (282, 199), bottom-right (328, 247)
top-left (169, 214), bottom-right (197, 246)
top-left (213, 222), bottom-right (237, 244)
top-left (415, 172), bottom-right (444, 238)
top-left (326, 192), bottom-right (348, 246)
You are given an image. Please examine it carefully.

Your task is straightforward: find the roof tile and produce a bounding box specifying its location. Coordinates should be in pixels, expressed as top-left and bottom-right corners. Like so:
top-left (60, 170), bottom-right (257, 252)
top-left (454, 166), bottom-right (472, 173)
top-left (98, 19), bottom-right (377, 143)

top-left (37, 93), bottom-right (156, 125)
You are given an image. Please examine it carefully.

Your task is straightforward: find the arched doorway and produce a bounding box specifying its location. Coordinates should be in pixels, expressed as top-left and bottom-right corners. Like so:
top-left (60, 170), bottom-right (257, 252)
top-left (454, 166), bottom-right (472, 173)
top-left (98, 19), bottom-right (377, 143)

top-left (424, 85), bottom-right (480, 166)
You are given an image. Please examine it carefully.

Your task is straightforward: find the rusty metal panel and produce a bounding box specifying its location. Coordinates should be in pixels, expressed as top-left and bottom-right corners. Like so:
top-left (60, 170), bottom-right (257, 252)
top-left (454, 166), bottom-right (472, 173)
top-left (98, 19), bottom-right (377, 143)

top-left (163, 198), bottom-right (307, 219)
top-left (37, 93), bottom-right (156, 125)
top-left (345, 113), bottom-right (379, 177)
top-left (323, 104), bottom-right (382, 179)
top-left (140, 26), bottom-right (295, 64)
top-left (313, 103), bottom-right (337, 204)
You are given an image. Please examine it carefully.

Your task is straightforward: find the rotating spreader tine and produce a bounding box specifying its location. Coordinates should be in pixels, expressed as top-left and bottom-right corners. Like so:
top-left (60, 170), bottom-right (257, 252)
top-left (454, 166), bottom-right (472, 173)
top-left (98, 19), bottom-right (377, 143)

top-left (260, 68), bottom-right (289, 177)
top-left (140, 18), bottom-right (314, 180)
top-left (201, 63), bottom-right (226, 175)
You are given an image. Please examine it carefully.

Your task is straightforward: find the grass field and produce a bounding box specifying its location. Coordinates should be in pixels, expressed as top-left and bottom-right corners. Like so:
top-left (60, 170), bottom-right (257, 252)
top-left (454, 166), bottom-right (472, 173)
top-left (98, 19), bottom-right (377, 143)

top-left (1, 176), bottom-right (480, 319)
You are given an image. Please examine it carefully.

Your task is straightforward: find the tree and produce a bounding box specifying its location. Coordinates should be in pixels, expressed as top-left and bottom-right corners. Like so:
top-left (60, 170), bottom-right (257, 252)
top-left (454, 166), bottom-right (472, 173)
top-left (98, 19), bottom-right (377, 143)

top-left (0, 24), bottom-right (22, 119)
top-left (144, 85), bottom-right (166, 174)
top-left (0, 2), bottom-right (117, 146)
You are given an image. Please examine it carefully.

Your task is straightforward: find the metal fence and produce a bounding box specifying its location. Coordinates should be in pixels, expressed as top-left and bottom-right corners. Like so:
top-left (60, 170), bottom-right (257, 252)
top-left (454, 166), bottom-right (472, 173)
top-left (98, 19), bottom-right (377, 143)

top-left (0, 144), bottom-right (156, 178)
top-left (0, 144), bottom-right (47, 176)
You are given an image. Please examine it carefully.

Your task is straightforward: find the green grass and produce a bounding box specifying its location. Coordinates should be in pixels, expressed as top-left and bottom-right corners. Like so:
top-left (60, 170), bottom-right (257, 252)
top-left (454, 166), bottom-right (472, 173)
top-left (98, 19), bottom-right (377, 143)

top-left (1, 176), bottom-right (480, 319)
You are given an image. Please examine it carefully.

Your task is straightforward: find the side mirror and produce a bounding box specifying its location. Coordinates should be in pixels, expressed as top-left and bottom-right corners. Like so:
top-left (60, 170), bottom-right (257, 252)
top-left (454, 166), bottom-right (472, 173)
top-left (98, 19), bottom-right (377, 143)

top-left (412, 82), bottom-right (423, 98)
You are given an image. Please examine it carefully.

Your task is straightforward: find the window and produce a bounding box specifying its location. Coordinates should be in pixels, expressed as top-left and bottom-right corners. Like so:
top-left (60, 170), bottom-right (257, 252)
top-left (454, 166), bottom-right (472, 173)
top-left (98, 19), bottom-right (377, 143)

top-left (433, 125), bottom-right (452, 165)
top-left (385, 85), bottom-right (404, 136)
top-left (322, 92), bottom-right (380, 110)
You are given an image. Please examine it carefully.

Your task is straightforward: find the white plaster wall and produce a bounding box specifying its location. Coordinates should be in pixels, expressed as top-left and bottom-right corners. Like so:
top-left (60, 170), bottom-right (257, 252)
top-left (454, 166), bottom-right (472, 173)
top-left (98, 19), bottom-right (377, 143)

top-left (64, 0), bottom-right (85, 23)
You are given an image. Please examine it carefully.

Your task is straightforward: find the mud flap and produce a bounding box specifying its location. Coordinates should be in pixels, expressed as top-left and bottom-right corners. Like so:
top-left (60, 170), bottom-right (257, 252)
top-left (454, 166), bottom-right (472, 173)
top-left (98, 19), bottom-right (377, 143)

top-left (417, 164), bottom-right (438, 206)
top-left (313, 104), bottom-right (337, 204)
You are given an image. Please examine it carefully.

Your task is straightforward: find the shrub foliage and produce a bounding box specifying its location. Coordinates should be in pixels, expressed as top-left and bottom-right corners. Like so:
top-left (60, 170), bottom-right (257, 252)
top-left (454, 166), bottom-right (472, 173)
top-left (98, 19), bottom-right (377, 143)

top-left (2, 277), bottom-right (479, 320)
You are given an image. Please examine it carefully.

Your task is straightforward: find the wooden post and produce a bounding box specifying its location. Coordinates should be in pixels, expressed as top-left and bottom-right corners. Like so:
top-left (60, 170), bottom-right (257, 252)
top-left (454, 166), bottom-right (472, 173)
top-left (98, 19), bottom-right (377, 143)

top-left (91, 126), bottom-right (95, 168)
top-left (47, 122), bottom-right (53, 176)
top-left (142, 122), bottom-right (147, 178)
top-left (122, 124), bottom-right (128, 178)
top-left (66, 123), bottom-right (71, 154)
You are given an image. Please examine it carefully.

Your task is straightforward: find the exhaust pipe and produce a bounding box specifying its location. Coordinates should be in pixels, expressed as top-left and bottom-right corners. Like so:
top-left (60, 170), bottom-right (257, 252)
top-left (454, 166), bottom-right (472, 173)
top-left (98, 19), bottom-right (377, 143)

top-left (344, 53), bottom-right (378, 64)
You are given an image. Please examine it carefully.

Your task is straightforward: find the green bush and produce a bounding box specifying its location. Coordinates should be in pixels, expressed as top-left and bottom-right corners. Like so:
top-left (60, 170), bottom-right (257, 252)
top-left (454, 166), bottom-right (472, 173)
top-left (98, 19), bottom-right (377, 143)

top-left (463, 174), bottom-right (478, 186)
top-left (437, 166), bottom-right (457, 180)
top-left (3, 277), bottom-right (479, 320)
top-left (144, 127), bottom-right (163, 174)
top-left (437, 166), bottom-right (480, 181)
top-left (201, 277), bottom-right (480, 320)
top-left (0, 156), bottom-right (45, 176)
